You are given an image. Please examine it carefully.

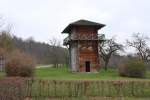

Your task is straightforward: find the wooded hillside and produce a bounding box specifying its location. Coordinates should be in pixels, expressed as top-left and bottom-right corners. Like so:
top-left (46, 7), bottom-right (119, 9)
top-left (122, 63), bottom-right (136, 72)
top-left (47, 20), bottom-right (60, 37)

top-left (12, 36), bottom-right (68, 65)
top-left (0, 31), bottom-right (68, 65)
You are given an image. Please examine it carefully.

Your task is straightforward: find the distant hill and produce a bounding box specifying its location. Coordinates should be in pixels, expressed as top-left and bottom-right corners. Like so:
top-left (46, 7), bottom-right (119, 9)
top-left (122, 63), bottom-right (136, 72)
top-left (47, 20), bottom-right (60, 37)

top-left (12, 36), bottom-right (68, 65)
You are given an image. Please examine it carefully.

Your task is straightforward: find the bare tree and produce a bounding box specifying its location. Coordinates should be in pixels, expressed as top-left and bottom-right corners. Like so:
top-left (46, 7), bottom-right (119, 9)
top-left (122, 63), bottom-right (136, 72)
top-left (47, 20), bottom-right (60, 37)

top-left (127, 33), bottom-right (150, 62)
top-left (49, 38), bottom-right (62, 68)
top-left (99, 37), bottom-right (123, 71)
top-left (0, 30), bottom-right (14, 71)
top-left (0, 16), bottom-right (4, 28)
top-left (50, 38), bottom-right (61, 47)
top-left (0, 31), bottom-right (14, 52)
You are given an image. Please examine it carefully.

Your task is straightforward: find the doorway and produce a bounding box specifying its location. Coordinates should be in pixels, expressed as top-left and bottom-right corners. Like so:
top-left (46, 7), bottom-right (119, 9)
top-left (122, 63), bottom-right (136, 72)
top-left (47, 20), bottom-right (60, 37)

top-left (85, 61), bottom-right (90, 72)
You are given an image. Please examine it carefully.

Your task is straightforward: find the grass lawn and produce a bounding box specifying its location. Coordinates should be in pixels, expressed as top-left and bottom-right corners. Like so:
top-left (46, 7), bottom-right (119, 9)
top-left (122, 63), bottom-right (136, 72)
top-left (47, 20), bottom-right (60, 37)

top-left (1, 65), bottom-right (150, 80)
top-left (35, 66), bottom-right (150, 80)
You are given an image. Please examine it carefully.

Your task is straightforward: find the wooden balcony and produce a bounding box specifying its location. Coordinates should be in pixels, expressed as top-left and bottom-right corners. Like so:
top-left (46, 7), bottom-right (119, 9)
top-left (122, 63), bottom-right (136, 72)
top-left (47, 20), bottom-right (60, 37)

top-left (63, 34), bottom-right (104, 45)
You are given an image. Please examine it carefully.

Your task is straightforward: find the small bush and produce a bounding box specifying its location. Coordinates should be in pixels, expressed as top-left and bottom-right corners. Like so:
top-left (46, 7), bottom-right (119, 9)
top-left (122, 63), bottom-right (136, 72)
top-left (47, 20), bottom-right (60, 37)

top-left (118, 58), bottom-right (146, 78)
top-left (5, 50), bottom-right (36, 77)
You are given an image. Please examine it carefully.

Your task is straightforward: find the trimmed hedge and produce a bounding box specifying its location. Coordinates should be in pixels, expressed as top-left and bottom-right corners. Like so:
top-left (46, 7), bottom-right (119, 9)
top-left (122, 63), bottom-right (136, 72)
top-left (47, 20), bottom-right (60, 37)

top-left (1, 78), bottom-right (150, 98)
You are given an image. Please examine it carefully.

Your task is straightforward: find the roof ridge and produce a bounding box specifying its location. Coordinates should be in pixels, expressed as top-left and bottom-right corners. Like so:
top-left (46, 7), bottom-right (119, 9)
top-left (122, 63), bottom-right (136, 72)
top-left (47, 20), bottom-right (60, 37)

top-left (62, 19), bottom-right (105, 33)
top-left (70, 19), bottom-right (103, 25)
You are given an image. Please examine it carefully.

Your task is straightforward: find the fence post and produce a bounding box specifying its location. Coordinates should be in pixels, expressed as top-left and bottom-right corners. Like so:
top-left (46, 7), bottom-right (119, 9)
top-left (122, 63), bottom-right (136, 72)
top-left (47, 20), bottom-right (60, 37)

top-left (53, 80), bottom-right (57, 97)
top-left (131, 81), bottom-right (134, 96)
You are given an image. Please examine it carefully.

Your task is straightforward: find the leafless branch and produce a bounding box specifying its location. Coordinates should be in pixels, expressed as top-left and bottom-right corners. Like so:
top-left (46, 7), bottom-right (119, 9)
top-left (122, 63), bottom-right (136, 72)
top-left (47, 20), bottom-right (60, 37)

top-left (127, 33), bottom-right (150, 62)
top-left (99, 37), bottom-right (124, 71)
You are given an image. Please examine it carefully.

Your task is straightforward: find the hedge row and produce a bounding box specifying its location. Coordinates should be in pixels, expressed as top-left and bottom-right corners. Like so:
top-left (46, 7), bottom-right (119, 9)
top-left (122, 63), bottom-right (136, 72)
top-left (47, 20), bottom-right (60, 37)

top-left (1, 78), bottom-right (150, 99)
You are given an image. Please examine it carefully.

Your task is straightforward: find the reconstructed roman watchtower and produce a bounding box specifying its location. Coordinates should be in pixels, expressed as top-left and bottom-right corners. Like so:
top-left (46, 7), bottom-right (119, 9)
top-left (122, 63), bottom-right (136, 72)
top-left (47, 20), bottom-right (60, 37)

top-left (62, 19), bottom-right (105, 72)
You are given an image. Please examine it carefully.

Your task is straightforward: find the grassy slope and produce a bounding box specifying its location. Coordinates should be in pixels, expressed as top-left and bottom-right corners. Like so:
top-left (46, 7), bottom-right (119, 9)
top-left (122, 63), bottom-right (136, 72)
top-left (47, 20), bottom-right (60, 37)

top-left (35, 66), bottom-right (150, 80)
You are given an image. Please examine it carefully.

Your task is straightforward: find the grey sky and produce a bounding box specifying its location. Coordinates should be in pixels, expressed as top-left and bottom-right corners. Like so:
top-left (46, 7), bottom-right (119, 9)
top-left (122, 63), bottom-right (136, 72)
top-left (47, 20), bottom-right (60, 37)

top-left (0, 0), bottom-right (150, 48)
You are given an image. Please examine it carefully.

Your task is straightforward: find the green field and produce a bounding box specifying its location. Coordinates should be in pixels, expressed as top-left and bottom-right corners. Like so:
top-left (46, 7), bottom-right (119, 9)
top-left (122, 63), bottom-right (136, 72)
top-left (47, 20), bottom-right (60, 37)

top-left (1, 65), bottom-right (150, 80)
top-left (35, 66), bottom-right (150, 80)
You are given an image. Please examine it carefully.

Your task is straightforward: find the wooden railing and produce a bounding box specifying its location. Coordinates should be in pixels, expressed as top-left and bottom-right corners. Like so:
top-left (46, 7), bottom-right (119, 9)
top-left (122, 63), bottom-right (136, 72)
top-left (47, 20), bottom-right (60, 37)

top-left (63, 34), bottom-right (104, 45)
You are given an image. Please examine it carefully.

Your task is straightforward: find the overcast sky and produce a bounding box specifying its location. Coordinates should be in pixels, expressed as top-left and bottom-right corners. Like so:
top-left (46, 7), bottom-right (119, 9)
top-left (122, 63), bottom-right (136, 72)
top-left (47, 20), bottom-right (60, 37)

top-left (0, 0), bottom-right (150, 48)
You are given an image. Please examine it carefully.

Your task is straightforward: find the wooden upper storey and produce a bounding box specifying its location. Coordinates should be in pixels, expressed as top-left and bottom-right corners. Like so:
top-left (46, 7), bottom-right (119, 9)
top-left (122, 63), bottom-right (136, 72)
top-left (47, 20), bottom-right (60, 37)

top-left (62, 20), bottom-right (105, 45)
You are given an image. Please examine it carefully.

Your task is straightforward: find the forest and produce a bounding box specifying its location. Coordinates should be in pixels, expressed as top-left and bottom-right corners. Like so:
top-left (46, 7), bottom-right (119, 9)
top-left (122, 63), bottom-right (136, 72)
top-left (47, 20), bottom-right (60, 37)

top-left (0, 31), bottom-right (68, 66)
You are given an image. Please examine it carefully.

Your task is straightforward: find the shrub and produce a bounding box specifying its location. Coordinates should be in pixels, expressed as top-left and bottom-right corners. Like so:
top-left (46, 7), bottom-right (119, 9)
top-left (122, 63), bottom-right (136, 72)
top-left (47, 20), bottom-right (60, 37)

top-left (118, 58), bottom-right (146, 78)
top-left (5, 50), bottom-right (36, 77)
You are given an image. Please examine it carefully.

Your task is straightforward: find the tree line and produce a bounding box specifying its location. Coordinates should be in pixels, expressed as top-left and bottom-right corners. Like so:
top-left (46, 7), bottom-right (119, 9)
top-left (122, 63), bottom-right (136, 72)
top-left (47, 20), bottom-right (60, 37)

top-left (99, 33), bottom-right (150, 71)
top-left (0, 31), bottom-right (69, 67)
